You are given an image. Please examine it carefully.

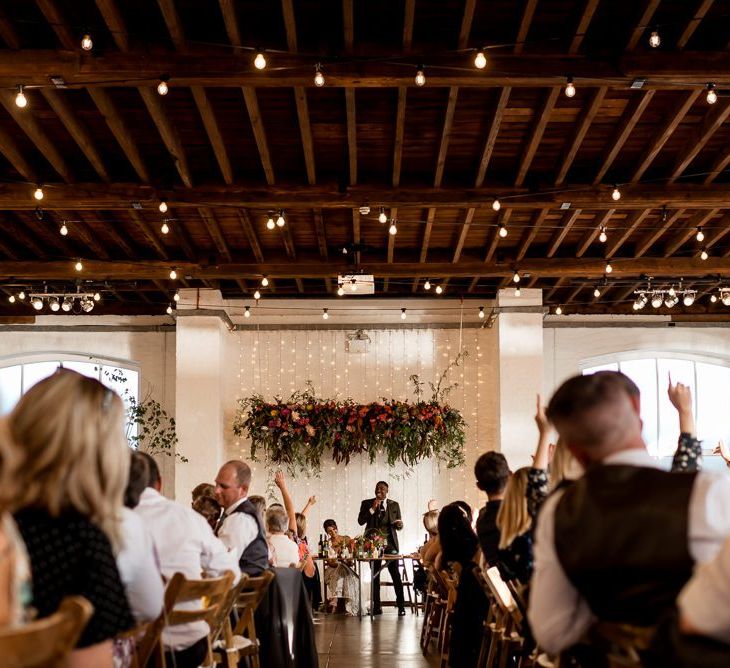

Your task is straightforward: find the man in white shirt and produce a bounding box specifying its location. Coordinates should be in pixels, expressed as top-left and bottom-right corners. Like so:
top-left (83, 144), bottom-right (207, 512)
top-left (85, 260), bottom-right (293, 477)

top-left (132, 453), bottom-right (240, 668)
top-left (529, 372), bottom-right (730, 657)
top-left (214, 460), bottom-right (269, 574)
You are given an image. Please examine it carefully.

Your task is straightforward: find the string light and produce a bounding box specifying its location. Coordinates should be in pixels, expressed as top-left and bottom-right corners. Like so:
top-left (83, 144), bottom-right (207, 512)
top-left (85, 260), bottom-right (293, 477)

top-left (169, 269), bottom-right (177, 279)
top-left (60, 221), bottom-right (68, 236)
top-left (512, 270), bottom-right (520, 283)
top-left (415, 66), bottom-right (426, 87)
top-left (349, 278), bottom-right (357, 292)
top-left (564, 76), bottom-right (576, 98)
top-left (611, 185), bottom-right (621, 201)
top-left (75, 260), bottom-right (83, 271)
top-left (706, 83), bottom-right (718, 105)
top-left (314, 64), bottom-right (325, 87)
top-left (166, 304), bottom-right (173, 315)
top-left (15, 85), bottom-right (27, 108)
top-left (492, 198), bottom-right (501, 211)
top-left (7, 295), bottom-right (14, 303)
top-left (594, 287), bottom-right (601, 298)
top-left (435, 285), bottom-right (443, 294)
top-left (696, 227), bottom-right (705, 242)
top-left (244, 306), bottom-right (251, 317)
top-left (18, 291), bottom-right (25, 300)
top-left (81, 33), bottom-right (93, 51)
top-left (711, 294), bottom-right (718, 303)
top-left (32, 297), bottom-right (43, 310)
top-left (722, 290), bottom-right (730, 307)
top-left (701, 248), bottom-right (709, 260)
top-left (93, 292), bottom-right (101, 302)
top-left (254, 290), bottom-right (261, 300)
top-left (474, 49), bottom-right (487, 69)
top-left (33, 186), bottom-right (44, 201)
top-left (159, 200), bottom-right (168, 213)
top-left (261, 276), bottom-right (269, 287)
top-left (173, 291), bottom-right (180, 302)
top-left (254, 51), bottom-right (267, 70)
top-left (276, 211), bottom-right (286, 227)
top-left (424, 280), bottom-right (431, 290)
top-left (555, 305), bottom-right (563, 315)
top-left (400, 307), bottom-right (407, 320)
top-left (668, 286), bottom-right (676, 297)
top-left (599, 226), bottom-right (607, 243)
top-left (160, 221), bottom-right (169, 234)
top-left (649, 29), bottom-right (660, 48)
top-left (322, 308), bottom-right (329, 320)
top-left (478, 306), bottom-right (485, 319)
top-left (498, 223), bottom-right (508, 238)
top-left (337, 285), bottom-right (345, 296)
top-left (605, 261), bottom-right (613, 273)
top-left (157, 77), bottom-right (169, 96)
top-left (389, 221), bottom-right (398, 235)
top-left (266, 215), bottom-right (275, 230)
top-left (515, 287), bottom-right (521, 297)
top-left (378, 207), bottom-right (387, 224)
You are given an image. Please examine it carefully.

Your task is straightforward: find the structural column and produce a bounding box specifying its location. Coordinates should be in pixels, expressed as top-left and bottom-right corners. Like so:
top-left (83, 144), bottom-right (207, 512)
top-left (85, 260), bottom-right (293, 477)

top-left (496, 288), bottom-right (545, 467)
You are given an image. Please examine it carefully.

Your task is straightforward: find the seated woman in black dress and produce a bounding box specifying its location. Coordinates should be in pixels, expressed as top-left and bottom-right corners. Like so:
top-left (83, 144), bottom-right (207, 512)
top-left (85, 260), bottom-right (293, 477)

top-left (0, 369), bottom-right (134, 667)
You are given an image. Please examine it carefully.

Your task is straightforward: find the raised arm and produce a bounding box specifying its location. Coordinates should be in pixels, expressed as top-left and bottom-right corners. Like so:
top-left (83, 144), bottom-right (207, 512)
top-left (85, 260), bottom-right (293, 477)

top-left (668, 374), bottom-right (702, 472)
top-left (274, 471), bottom-right (298, 534)
top-left (358, 499), bottom-right (377, 526)
top-left (527, 395), bottom-right (550, 517)
top-left (300, 495), bottom-right (317, 517)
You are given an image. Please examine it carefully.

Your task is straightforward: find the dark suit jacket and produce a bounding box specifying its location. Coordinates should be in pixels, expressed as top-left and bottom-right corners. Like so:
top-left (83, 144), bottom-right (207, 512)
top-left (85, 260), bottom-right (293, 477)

top-left (357, 498), bottom-right (402, 553)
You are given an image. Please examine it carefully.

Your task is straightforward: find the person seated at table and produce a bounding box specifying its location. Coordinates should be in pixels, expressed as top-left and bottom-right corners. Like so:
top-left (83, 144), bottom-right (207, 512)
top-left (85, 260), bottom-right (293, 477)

top-left (420, 508), bottom-right (440, 567)
top-left (192, 495), bottom-right (221, 532)
top-left (191, 482), bottom-right (215, 504)
top-left (322, 519), bottom-right (359, 616)
top-left (248, 495), bottom-right (266, 520)
top-left (296, 498), bottom-right (321, 607)
top-left (266, 506), bottom-right (300, 568)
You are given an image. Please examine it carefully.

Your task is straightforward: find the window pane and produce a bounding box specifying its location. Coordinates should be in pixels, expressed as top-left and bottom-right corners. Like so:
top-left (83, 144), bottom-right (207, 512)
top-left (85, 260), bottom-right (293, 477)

top-left (657, 359), bottom-right (696, 456)
top-left (696, 362), bottom-right (730, 451)
top-left (583, 362), bottom-right (619, 374)
top-left (62, 361), bottom-right (100, 379)
top-left (619, 359), bottom-right (659, 456)
top-left (22, 361), bottom-right (61, 392)
top-left (0, 366), bottom-right (21, 415)
top-left (100, 365), bottom-right (139, 408)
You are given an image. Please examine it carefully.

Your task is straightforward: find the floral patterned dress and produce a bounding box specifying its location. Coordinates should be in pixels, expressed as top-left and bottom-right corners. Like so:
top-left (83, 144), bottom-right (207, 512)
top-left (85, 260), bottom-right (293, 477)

top-left (323, 535), bottom-right (359, 615)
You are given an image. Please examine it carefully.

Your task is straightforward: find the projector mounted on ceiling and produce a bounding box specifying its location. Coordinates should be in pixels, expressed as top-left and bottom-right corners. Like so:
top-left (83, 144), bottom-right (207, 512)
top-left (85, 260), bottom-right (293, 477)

top-left (337, 274), bottom-right (375, 295)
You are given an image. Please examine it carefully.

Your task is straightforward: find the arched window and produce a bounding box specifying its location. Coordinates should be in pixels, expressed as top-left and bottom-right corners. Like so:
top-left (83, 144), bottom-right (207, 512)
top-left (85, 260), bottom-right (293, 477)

top-left (0, 354), bottom-right (139, 416)
top-left (583, 354), bottom-right (730, 456)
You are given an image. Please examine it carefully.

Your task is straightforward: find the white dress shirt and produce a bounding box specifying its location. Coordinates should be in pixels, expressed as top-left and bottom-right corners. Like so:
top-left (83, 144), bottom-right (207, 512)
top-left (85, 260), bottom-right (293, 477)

top-left (268, 533), bottom-right (300, 567)
top-left (117, 507), bottom-right (164, 623)
top-left (529, 449), bottom-right (730, 655)
top-left (368, 498), bottom-right (388, 515)
top-left (679, 534), bottom-right (730, 642)
top-left (134, 488), bottom-right (240, 650)
top-left (216, 496), bottom-right (260, 560)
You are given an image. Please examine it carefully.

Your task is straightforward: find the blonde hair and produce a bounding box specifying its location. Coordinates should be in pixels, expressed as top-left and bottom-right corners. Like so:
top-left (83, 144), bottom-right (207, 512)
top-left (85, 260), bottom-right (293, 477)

top-left (422, 510), bottom-right (439, 536)
top-left (496, 467), bottom-right (532, 550)
top-left (549, 438), bottom-right (583, 491)
top-left (0, 369), bottom-right (129, 548)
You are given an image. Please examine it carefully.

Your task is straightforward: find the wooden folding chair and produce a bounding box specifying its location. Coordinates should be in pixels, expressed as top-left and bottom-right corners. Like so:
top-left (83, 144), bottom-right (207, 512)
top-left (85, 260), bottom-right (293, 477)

top-left (0, 596), bottom-right (93, 668)
top-left (231, 570), bottom-right (275, 668)
top-left (439, 563), bottom-right (460, 668)
top-left (208, 574), bottom-right (251, 668)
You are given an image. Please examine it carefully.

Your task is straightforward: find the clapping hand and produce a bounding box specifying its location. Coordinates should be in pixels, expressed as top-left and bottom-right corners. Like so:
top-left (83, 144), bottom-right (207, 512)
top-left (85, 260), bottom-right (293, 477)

top-left (714, 440), bottom-right (730, 464)
top-left (274, 470), bottom-right (287, 489)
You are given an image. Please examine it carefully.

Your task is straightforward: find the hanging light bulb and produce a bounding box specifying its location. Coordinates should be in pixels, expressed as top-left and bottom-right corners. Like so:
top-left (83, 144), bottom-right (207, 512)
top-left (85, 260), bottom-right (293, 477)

top-left (244, 306), bottom-right (251, 317)
top-left (49, 297), bottom-right (60, 312)
top-left (61, 297), bottom-right (72, 312)
top-left (605, 261), bottom-right (613, 274)
top-left (173, 292), bottom-right (180, 302)
top-left (632, 298), bottom-right (642, 311)
top-left (75, 260), bottom-right (83, 271)
top-left (254, 51), bottom-right (267, 70)
top-left (81, 33), bottom-right (93, 51)
top-left (555, 305), bottom-right (563, 315)
top-left (710, 293), bottom-right (718, 304)
top-left (337, 285), bottom-right (345, 296)
top-left (492, 198), bottom-right (501, 211)
top-left (594, 287), bottom-right (601, 298)
top-left (169, 269), bottom-right (177, 280)
top-left (683, 291), bottom-right (696, 306)
top-left (60, 221), bottom-right (68, 236)
top-left (498, 223), bottom-right (508, 238)
top-left (276, 211), bottom-right (286, 227)
top-left (15, 85), bottom-right (27, 108)
top-left (253, 290), bottom-right (261, 300)
top-left (93, 292), bottom-right (101, 302)
top-left (424, 280), bottom-right (431, 291)
top-left (400, 307), bottom-right (407, 320)
top-left (435, 285), bottom-right (443, 294)
top-left (160, 221), bottom-right (169, 234)
top-left (515, 287), bottom-right (521, 297)
top-left (7, 294), bottom-right (15, 303)
top-left (32, 296), bottom-right (43, 310)
top-left (611, 185), bottom-right (621, 201)
top-left (415, 67), bottom-right (426, 87)
top-left (668, 286), bottom-right (676, 297)
top-left (696, 227), bottom-right (705, 242)
top-left (166, 304), bottom-right (173, 315)
top-left (266, 215), bottom-right (275, 230)
top-left (18, 291), bottom-right (25, 300)
top-left (389, 221), bottom-right (398, 235)
top-left (649, 29), bottom-right (660, 48)
top-left (512, 271), bottom-right (520, 283)
top-left (474, 49), bottom-right (487, 69)
top-left (314, 64), bottom-right (325, 87)
top-left (701, 248), bottom-right (709, 261)
top-left (322, 308), bottom-right (329, 320)
top-left (159, 200), bottom-right (168, 213)
top-left (157, 78), bottom-right (169, 96)
top-left (599, 226), bottom-right (607, 243)
top-left (33, 186), bottom-right (44, 201)
top-left (722, 290), bottom-right (730, 306)
top-left (378, 207), bottom-right (387, 224)
top-left (707, 83), bottom-right (718, 105)
top-left (478, 306), bottom-right (485, 319)
top-left (350, 278), bottom-right (358, 292)
top-left (261, 276), bottom-right (269, 287)
top-left (564, 76), bottom-right (576, 98)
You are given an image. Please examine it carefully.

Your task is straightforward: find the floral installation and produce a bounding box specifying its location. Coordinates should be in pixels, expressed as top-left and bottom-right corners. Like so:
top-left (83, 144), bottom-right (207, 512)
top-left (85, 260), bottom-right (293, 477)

top-left (354, 530), bottom-right (388, 558)
top-left (232, 352), bottom-right (467, 475)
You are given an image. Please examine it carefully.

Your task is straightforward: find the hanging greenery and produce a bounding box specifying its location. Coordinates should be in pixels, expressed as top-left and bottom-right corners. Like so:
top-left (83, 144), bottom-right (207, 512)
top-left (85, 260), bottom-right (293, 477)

top-left (232, 352), bottom-right (467, 475)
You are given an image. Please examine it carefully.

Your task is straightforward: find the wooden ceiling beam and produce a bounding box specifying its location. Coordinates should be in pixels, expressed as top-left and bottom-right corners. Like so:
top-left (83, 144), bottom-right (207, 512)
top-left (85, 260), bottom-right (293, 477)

top-left (515, 87), bottom-right (560, 186)
top-left (14, 210), bottom-right (75, 257)
top-left (243, 88), bottom-right (276, 186)
top-left (569, 0), bottom-right (600, 54)
top-left (676, 0), bottom-right (715, 50)
top-left (453, 208), bottom-right (476, 263)
top-left (383, 207), bottom-right (397, 292)
top-left (625, 0), bottom-right (662, 51)
top-left (565, 284), bottom-right (585, 304)
top-left (81, 210), bottom-right (137, 258)
top-left (703, 145), bottom-right (730, 184)
top-left (190, 86), bottom-right (233, 184)
top-left (313, 208), bottom-right (328, 260)
top-left (94, 0), bottom-right (130, 51)
top-left (592, 91), bottom-right (655, 185)
top-left (0, 6), bottom-right (20, 49)
top-left (633, 208), bottom-right (684, 257)
top-left (35, 0), bottom-right (76, 50)
top-left (475, 87), bottom-right (511, 187)
top-left (198, 206), bottom-right (232, 261)
top-left (630, 90), bottom-right (701, 183)
top-left (5, 214), bottom-right (47, 258)
top-left (706, 213), bottom-right (730, 252)
top-left (156, 0), bottom-right (186, 49)
top-left (345, 89), bottom-right (357, 185)
top-left (237, 210), bottom-right (264, 263)
top-left (545, 277), bottom-right (568, 301)
top-left (555, 87), bottom-right (606, 185)
top-left (575, 209), bottom-right (614, 257)
top-left (61, 212), bottom-right (111, 260)
top-left (516, 208), bottom-right (549, 261)
top-left (434, 87), bottom-right (459, 187)
top-left (418, 208), bottom-right (436, 263)
top-left (392, 88), bottom-right (407, 188)
top-left (514, 0), bottom-right (538, 54)
top-left (0, 126), bottom-right (38, 181)
top-left (128, 210), bottom-right (169, 260)
top-left (606, 209), bottom-right (651, 258)
top-left (662, 208), bottom-right (719, 257)
top-left (219, 0), bottom-right (242, 46)
top-left (547, 209), bottom-right (582, 257)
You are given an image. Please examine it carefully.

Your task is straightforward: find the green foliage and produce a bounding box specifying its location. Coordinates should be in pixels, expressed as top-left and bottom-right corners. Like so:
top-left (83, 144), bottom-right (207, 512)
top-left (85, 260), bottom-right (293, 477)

top-left (232, 353), bottom-right (468, 476)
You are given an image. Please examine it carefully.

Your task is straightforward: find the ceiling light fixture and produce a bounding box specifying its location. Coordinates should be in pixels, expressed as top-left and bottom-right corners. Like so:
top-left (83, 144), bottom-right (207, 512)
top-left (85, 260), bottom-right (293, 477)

top-left (492, 198), bottom-right (501, 211)
top-left (157, 77), bottom-right (169, 96)
top-left (60, 221), bottom-right (68, 236)
top-left (160, 221), bottom-right (169, 234)
top-left (599, 226), bottom-right (607, 243)
top-left (474, 49), bottom-right (487, 69)
top-left (253, 290), bottom-right (261, 300)
top-left (159, 200), bottom-right (168, 213)
top-left (314, 64), bottom-right (325, 87)
top-left (244, 306), bottom-right (251, 317)
top-left (266, 215), bottom-right (275, 230)
top-left (435, 285), bottom-right (443, 294)
top-left (478, 306), bottom-right (485, 319)
top-left (81, 33), bottom-right (93, 51)
top-left (75, 260), bottom-right (83, 271)
top-left (564, 76), bottom-right (576, 98)
top-left (15, 85), bottom-right (27, 108)
top-left (169, 269), bottom-right (177, 280)
top-left (611, 185), bottom-right (621, 201)
top-left (649, 29), bottom-right (660, 48)
top-left (424, 280), bottom-right (431, 291)
top-left (415, 66), bottom-right (426, 87)
top-left (378, 207), bottom-right (387, 224)
top-left (254, 51), bottom-right (267, 70)
top-left (696, 227), bottom-right (705, 242)
top-left (322, 308), bottom-right (329, 320)
top-left (400, 307), bottom-right (407, 320)
top-left (389, 221), bottom-right (398, 235)
top-left (33, 185), bottom-right (44, 201)
top-left (276, 211), bottom-right (286, 227)
top-left (707, 83), bottom-right (718, 105)
top-left (498, 223), bottom-right (508, 238)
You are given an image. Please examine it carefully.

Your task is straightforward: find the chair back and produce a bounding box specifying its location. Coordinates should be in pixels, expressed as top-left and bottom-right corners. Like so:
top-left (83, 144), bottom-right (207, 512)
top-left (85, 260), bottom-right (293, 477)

top-left (233, 570), bottom-right (275, 637)
top-left (0, 596), bottom-right (93, 668)
top-left (163, 571), bottom-right (236, 629)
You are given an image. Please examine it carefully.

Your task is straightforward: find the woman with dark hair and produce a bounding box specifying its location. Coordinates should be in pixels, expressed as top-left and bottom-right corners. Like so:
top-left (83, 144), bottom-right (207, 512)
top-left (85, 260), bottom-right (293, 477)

top-left (322, 519), bottom-right (358, 615)
top-left (438, 503), bottom-right (489, 668)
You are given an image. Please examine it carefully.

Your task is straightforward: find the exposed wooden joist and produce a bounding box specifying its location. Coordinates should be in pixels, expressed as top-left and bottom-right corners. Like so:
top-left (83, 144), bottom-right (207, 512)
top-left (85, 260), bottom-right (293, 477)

top-left (219, 0), bottom-right (242, 46)
top-left (486, 210), bottom-right (512, 264)
top-left (86, 210), bottom-right (138, 258)
top-left (565, 284), bottom-right (585, 305)
top-left (706, 213), bottom-right (730, 252)
top-left (434, 88), bottom-right (459, 187)
top-left (313, 208), bottom-right (328, 260)
top-left (128, 210), bottom-right (169, 260)
top-left (15, 210), bottom-right (75, 257)
top-left (242, 88), bottom-right (275, 186)
top-left (94, 0), bottom-right (131, 51)
top-left (4, 214), bottom-right (47, 258)
top-left (0, 6), bottom-right (20, 49)
top-left (625, 0), bottom-right (662, 51)
top-left (545, 277), bottom-right (568, 301)
top-left (630, 90), bottom-right (701, 182)
top-left (237, 210), bottom-right (264, 264)
top-left (662, 208), bottom-right (719, 257)
top-left (475, 87), bottom-right (511, 187)
top-left (345, 89), bottom-right (357, 185)
top-left (677, 0), bottom-right (715, 50)
top-left (453, 208), bottom-right (476, 263)
top-left (190, 87), bottom-right (234, 184)
top-left (0, 126), bottom-right (38, 181)
top-left (516, 208), bottom-right (549, 261)
top-left (62, 212), bottom-right (111, 260)
top-left (547, 209), bottom-right (582, 257)
top-left (606, 209), bottom-right (651, 258)
top-left (633, 208), bottom-right (684, 257)
top-left (198, 206), bottom-right (232, 261)
top-left (392, 88), bottom-right (407, 187)
top-left (569, 0), bottom-right (600, 54)
top-left (514, 0), bottom-right (539, 54)
top-left (575, 209), bottom-right (615, 257)
top-left (156, 0), bottom-right (186, 49)
top-left (703, 145), bottom-right (730, 184)
top-left (515, 87), bottom-right (560, 186)
top-left (35, 0), bottom-right (75, 50)
top-left (419, 208), bottom-right (437, 263)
